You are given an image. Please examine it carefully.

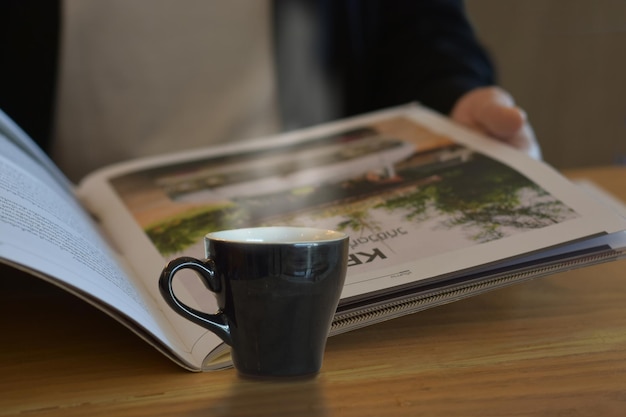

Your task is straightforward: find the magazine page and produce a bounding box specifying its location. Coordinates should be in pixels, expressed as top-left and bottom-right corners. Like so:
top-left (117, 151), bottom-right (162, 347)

top-left (78, 104), bottom-right (626, 309)
top-left (0, 110), bottom-right (74, 196)
top-left (0, 130), bottom-right (214, 371)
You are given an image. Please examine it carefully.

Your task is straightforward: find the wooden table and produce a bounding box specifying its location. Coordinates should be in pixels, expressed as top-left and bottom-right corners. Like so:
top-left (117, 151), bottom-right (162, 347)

top-left (1, 166), bottom-right (625, 417)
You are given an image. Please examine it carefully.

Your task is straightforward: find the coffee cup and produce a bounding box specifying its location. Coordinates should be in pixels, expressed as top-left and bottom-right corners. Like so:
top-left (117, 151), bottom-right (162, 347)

top-left (159, 226), bottom-right (349, 378)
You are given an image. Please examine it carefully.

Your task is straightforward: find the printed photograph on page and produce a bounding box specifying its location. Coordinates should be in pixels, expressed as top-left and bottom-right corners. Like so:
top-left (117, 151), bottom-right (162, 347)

top-left (107, 116), bottom-right (579, 272)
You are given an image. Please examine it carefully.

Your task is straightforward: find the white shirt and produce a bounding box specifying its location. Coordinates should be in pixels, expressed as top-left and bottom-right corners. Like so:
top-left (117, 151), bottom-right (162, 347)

top-left (53, 0), bottom-right (279, 181)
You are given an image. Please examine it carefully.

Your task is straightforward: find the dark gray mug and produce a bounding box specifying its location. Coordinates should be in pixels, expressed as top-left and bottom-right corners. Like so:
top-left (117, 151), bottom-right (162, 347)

top-left (159, 226), bottom-right (349, 378)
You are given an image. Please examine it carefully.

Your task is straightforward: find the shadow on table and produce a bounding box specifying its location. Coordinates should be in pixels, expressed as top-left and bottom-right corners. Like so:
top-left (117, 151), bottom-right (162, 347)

top-left (186, 376), bottom-right (329, 417)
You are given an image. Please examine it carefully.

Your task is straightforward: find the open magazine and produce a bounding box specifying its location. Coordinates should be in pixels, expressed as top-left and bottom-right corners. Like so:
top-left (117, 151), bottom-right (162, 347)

top-left (1, 104), bottom-right (625, 371)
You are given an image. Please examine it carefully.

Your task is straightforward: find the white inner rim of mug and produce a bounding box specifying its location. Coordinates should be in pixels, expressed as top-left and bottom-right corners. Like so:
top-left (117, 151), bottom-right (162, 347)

top-left (207, 227), bottom-right (346, 244)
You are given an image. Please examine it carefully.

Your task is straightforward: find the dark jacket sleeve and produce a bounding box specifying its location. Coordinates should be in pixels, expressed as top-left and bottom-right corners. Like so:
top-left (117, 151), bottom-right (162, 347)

top-left (322, 0), bottom-right (496, 116)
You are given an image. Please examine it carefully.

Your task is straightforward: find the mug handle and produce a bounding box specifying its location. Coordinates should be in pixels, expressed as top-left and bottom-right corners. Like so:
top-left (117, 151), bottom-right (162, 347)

top-left (158, 257), bottom-right (232, 345)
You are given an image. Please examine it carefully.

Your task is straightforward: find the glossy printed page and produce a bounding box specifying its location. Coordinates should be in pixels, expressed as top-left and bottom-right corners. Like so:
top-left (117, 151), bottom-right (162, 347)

top-left (0, 132), bottom-right (202, 369)
top-left (78, 105), bottom-right (626, 302)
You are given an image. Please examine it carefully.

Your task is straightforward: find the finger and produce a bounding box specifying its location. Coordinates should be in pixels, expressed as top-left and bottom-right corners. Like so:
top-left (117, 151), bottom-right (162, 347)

top-left (475, 98), bottom-right (527, 140)
top-left (506, 123), bottom-right (543, 160)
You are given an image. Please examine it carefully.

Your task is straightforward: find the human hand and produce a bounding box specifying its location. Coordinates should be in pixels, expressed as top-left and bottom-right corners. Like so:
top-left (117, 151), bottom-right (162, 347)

top-left (450, 86), bottom-right (542, 160)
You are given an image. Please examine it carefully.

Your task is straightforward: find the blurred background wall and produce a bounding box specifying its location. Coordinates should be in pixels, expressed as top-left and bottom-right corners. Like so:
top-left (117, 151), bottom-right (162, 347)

top-left (465, 0), bottom-right (626, 169)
